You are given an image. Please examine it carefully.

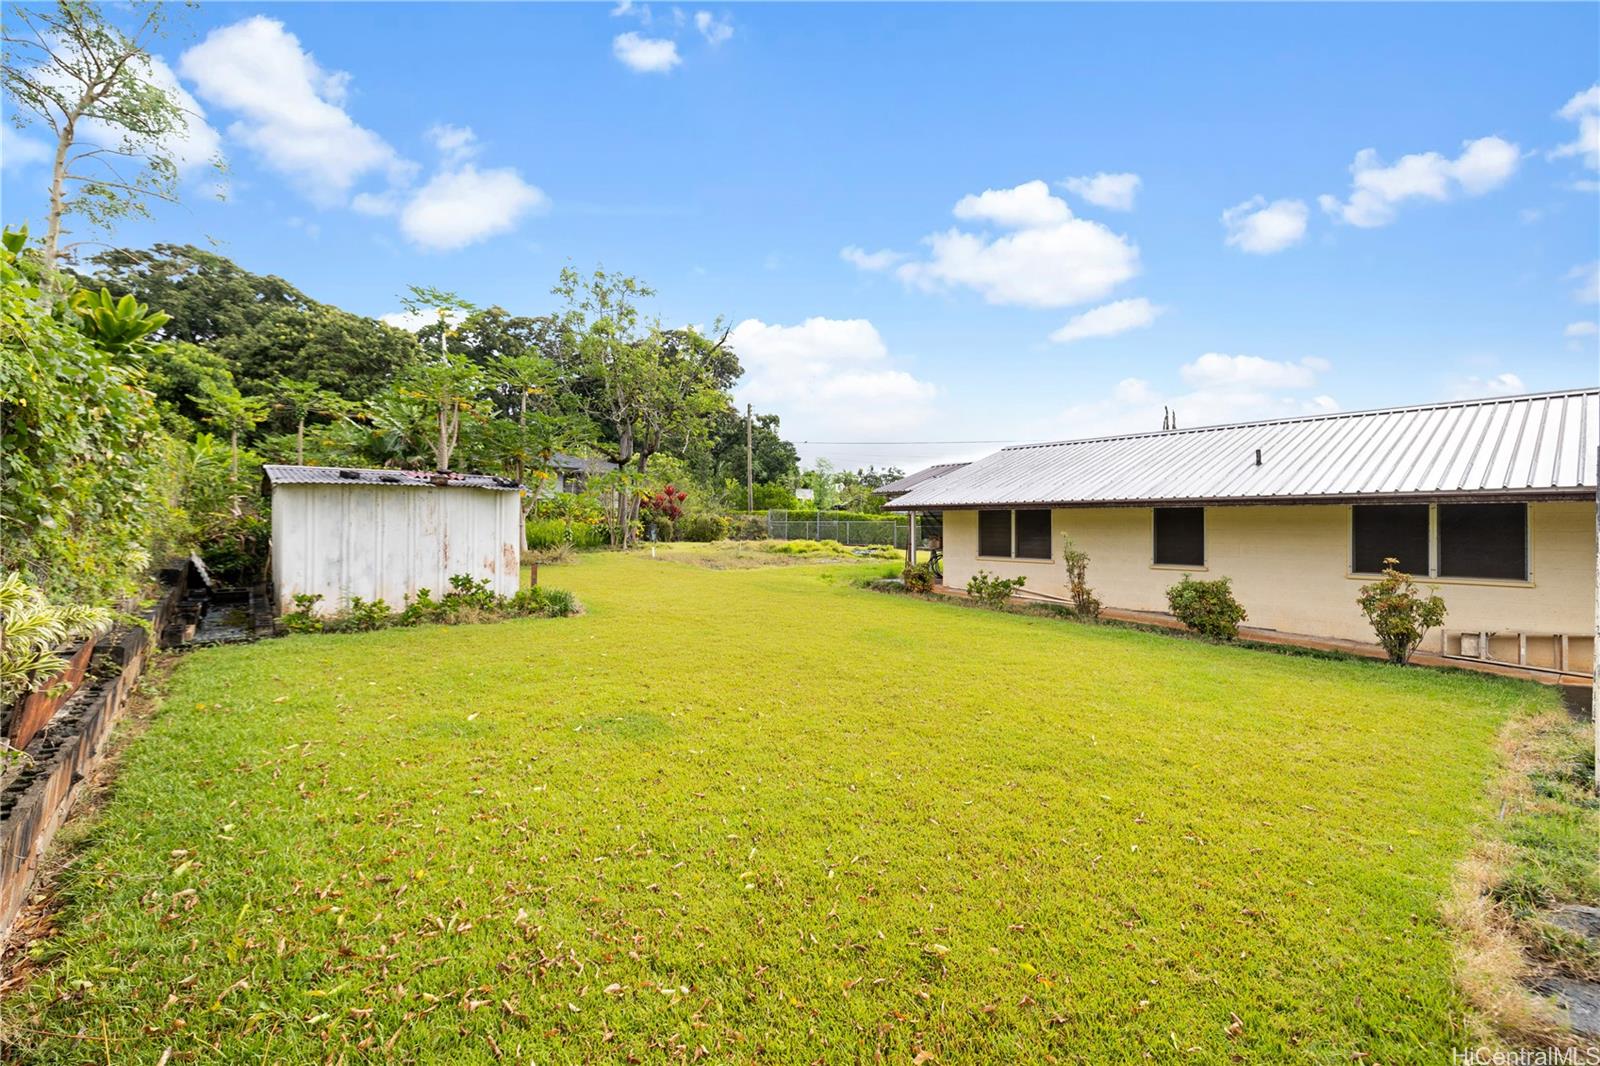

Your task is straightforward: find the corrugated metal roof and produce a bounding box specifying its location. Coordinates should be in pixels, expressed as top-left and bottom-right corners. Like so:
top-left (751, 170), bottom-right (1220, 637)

top-left (550, 452), bottom-right (618, 475)
top-left (263, 465), bottom-right (521, 491)
top-left (887, 388), bottom-right (1599, 510)
top-left (875, 462), bottom-right (970, 498)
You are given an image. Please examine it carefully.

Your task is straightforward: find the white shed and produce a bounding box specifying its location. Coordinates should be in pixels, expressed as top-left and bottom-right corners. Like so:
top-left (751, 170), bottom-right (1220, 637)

top-left (264, 465), bottom-right (523, 617)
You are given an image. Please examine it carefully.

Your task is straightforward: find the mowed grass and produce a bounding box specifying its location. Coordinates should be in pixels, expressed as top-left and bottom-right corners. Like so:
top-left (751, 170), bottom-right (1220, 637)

top-left (7, 551), bottom-right (1558, 1064)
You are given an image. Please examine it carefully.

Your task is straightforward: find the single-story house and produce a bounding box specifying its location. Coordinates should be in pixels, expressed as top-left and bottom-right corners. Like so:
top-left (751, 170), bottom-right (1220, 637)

top-left (264, 465), bottom-right (523, 616)
top-left (875, 463), bottom-right (968, 563)
top-left (547, 453), bottom-right (618, 496)
top-left (885, 388), bottom-right (1597, 678)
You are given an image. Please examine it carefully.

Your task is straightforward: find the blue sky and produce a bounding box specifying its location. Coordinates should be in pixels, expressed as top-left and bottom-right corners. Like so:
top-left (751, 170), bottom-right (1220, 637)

top-left (4, 2), bottom-right (1597, 469)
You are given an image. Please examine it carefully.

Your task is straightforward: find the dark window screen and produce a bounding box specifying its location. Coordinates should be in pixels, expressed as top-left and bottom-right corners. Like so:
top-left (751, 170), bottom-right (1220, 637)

top-left (1153, 507), bottom-right (1205, 566)
top-left (978, 510), bottom-right (1012, 557)
top-left (1351, 504), bottom-right (1430, 575)
top-left (1014, 510), bottom-right (1051, 559)
top-left (1438, 503), bottom-right (1527, 580)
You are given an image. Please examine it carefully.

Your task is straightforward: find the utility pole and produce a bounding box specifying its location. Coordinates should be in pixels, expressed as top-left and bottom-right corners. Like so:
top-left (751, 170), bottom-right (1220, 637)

top-left (745, 403), bottom-right (755, 512)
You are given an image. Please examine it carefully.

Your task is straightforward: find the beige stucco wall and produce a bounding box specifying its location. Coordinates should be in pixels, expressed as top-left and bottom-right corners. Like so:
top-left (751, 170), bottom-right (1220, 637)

top-left (941, 501), bottom-right (1595, 654)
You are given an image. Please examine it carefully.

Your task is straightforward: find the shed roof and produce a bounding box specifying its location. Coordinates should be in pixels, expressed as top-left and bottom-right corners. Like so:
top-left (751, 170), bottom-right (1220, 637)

top-left (887, 388), bottom-right (1599, 510)
top-left (549, 452), bottom-right (618, 475)
top-left (874, 462), bottom-right (970, 498)
top-left (263, 465), bottom-right (521, 491)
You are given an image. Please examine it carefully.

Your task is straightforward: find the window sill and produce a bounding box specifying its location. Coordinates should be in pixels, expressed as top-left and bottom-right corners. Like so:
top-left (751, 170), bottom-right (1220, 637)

top-left (1150, 563), bottom-right (1207, 572)
top-left (976, 555), bottom-right (1055, 565)
top-left (1346, 572), bottom-right (1534, 589)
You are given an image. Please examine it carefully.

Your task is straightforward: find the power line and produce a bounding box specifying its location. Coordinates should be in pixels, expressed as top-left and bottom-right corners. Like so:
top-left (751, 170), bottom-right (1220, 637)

top-left (795, 439), bottom-right (1018, 445)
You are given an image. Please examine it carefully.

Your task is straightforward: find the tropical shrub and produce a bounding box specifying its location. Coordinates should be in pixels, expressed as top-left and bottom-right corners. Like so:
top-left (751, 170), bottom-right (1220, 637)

top-left (1, 228), bottom-right (168, 603)
top-left (526, 518), bottom-right (608, 551)
top-left (676, 514), bottom-right (730, 542)
top-left (727, 515), bottom-right (768, 541)
top-left (1356, 558), bottom-right (1447, 664)
top-left (0, 572), bottom-right (114, 706)
top-left (967, 570), bottom-right (1026, 607)
top-left (1165, 575), bottom-right (1247, 641)
top-left (284, 576), bottom-right (580, 634)
top-left (902, 562), bottom-right (937, 593)
top-left (1061, 536), bottom-right (1101, 622)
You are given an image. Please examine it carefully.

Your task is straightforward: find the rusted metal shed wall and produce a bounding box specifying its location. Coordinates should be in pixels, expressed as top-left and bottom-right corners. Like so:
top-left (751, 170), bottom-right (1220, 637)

top-left (270, 483), bottom-right (521, 615)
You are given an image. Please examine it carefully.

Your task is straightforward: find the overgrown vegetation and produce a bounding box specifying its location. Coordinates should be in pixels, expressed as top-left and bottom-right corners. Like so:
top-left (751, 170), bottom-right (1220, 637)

top-left (1165, 574), bottom-right (1248, 641)
top-left (901, 561), bottom-right (937, 592)
top-left (0, 572), bottom-right (113, 707)
top-left (1060, 535), bottom-right (1101, 622)
top-left (1357, 558), bottom-right (1448, 665)
top-left (1443, 709), bottom-right (1599, 1050)
top-left (3, 552), bottom-right (1558, 1062)
top-left (281, 575), bottom-right (579, 634)
top-left (966, 568), bottom-right (1026, 606)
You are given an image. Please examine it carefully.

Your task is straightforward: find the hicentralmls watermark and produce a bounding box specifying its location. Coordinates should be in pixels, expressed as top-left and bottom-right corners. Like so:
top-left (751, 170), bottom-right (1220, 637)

top-left (1453, 1049), bottom-right (1600, 1066)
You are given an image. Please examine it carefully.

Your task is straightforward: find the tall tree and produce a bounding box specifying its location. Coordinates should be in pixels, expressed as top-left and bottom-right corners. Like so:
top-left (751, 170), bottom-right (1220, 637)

top-left (271, 376), bottom-right (344, 465)
top-left (192, 377), bottom-right (267, 481)
top-left (2, 2), bottom-right (217, 288)
top-left (397, 355), bottom-right (483, 472)
top-left (86, 244), bottom-right (420, 400)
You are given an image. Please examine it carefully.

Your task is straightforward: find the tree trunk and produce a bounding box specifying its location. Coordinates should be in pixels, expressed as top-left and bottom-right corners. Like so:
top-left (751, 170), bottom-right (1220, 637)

top-left (296, 418), bottom-right (306, 465)
top-left (41, 120), bottom-right (75, 299)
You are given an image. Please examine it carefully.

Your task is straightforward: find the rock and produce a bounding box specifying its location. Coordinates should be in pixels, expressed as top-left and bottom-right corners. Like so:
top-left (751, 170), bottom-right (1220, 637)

top-left (1546, 904), bottom-right (1600, 942)
top-left (1535, 977), bottom-right (1600, 1037)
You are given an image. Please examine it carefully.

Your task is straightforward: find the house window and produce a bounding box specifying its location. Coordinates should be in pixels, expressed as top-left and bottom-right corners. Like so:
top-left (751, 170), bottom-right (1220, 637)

top-left (1351, 504), bottom-right (1430, 575)
top-left (977, 509), bottom-right (1053, 559)
top-left (1438, 503), bottom-right (1528, 581)
top-left (978, 510), bottom-right (1012, 557)
top-left (1014, 510), bottom-right (1052, 560)
top-left (1153, 507), bottom-right (1205, 567)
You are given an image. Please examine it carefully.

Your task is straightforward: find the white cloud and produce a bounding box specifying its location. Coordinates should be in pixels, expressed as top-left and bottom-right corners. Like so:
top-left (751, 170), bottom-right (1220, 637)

top-left (1565, 320), bottom-right (1598, 338)
top-left (1042, 354), bottom-right (1338, 439)
top-left (426, 123), bottom-right (478, 165)
top-left (894, 180), bottom-right (1140, 308)
top-left (1449, 372), bottom-right (1526, 400)
top-left (613, 32), bottom-right (680, 73)
top-left (1181, 353), bottom-right (1328, 390)
top-left (1220, 196), bottom-right (1309, 254)
top-left (1049, 297), bottom-right (1163, 344)
top-left (1060, 172), bottom-right (1141, 211)
top-left (694, 11), bottom-right (733, 45)
top-left (1551, 85), bottom-right (1600, 171)
top-left (1318, 136), bottom-right (1520, 227)
top-left (380, 307), bottom-right (468, 332)
top-left (179, 16), bottom-right (403, 204)
top-left (952, 180), bottom-right (1071, 228)
top-left (840, 245), bottom-right (905, 271)
top-left (1, 126), bottom-right (51, 171)
top-left (729, 317), bottom-right (938, 435)
top-left (398, 165), bottom-right (548, 251)
top-left (1572, 261), bottom-right (1600, 304)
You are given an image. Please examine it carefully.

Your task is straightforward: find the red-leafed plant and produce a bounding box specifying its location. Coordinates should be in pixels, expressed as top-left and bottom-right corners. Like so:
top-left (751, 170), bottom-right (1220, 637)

top-left (641, 484), bottom-right (687, 522)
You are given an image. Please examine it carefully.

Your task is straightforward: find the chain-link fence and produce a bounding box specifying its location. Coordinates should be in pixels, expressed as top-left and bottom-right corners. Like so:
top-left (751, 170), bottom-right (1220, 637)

top-left (766, 516), bottom-right (909, 548)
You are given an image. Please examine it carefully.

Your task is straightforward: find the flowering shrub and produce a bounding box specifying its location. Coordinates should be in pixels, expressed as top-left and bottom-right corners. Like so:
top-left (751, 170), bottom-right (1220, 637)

top-left (967, 570), bottom-right (1026, 607)
top-left (641, 484), bottom-right (687, 540)
top-left (1165, 575), bottom-right (1247, 641)
top-left (1356, 558), bottom-right (1446, 664)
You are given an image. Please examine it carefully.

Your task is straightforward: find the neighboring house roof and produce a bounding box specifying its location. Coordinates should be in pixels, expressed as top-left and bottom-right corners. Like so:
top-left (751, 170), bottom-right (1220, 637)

top-left (874, 462), bottom-right (971, 499)
top-left (886, 388), bottom-right (1599, 510)
top-left (262, 464), bottom-right (522, 492)
top-left (549, 453), bottom-right (618, 475)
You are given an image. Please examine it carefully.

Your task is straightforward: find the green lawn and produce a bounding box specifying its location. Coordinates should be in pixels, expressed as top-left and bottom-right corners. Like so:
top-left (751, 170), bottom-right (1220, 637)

top-left (7, 550), bottom-right (1557, 1063)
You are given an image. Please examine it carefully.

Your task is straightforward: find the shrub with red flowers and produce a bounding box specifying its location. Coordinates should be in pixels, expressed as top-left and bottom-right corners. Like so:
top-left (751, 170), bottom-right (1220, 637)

top-left (641, 484), bottom-right (687, 540)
